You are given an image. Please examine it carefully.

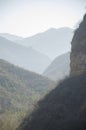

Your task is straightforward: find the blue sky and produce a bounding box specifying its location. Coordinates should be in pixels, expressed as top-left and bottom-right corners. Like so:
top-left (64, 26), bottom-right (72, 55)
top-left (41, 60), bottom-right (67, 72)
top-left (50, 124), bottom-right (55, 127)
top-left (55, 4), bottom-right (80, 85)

top-left (0, 0), bottom-right (85, 36)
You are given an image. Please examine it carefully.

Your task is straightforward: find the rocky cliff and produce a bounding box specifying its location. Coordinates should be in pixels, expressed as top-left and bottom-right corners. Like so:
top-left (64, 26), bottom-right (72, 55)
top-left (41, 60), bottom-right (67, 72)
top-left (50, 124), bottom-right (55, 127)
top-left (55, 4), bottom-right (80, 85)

top-left (70, 14), bottom-right (86, 75)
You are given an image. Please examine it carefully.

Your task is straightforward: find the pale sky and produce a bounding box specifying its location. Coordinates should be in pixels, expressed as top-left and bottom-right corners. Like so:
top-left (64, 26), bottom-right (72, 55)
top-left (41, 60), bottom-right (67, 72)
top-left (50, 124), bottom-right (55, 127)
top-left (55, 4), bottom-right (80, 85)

top-left (0, 0), bottom-right (85, 37)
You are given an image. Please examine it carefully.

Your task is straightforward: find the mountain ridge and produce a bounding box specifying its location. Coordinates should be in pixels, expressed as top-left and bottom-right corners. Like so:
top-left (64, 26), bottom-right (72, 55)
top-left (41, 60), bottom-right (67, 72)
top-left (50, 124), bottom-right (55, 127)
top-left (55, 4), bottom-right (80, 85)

top-left (0, 33), bottom-right (23, 42)
top-left (0, 36), bottom-right (51, 73)
top-left (43, 52), bottom-right (70, 81)
top-left (17, 27), bottom-right (73, 59)
top-left (0, 58), bottom-right (55, 129)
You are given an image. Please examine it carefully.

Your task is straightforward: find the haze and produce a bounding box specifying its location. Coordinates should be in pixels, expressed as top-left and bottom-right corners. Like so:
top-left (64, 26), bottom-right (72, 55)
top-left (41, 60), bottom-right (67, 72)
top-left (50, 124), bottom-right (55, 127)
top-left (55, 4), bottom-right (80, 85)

top-left (0, 0), bottom-right (85, 37)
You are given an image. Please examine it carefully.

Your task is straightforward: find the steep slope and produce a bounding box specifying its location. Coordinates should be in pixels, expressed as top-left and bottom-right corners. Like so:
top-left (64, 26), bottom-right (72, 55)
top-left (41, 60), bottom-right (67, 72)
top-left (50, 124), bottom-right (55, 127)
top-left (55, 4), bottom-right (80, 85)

top-left (0, 59), bottom-right (55, 130)
top-left (70, 14), bottom-right (86, 75)
top-left (19, 73), bottom-right (86, 130)
top-left (0, 33), bottom-right (23, 42)
top-left (43, 52), bottom-right (70, 81)
top-left (18, 27), bottom-right (73, 59)
top-left (0, 36), bottom-right (51, 73)
top-left (0, 59), bottom-right (55, 113)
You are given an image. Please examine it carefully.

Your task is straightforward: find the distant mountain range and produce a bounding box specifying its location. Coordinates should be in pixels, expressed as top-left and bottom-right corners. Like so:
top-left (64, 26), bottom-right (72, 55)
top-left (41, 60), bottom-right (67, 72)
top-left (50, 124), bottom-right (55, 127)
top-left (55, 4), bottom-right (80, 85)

top-left (0, 36), bottom-right (51, 73)
top-left (43, 52), bottom-right (70, 81)
top-left (0, 33), bottom-right (23, 42)
top-left (0, 27), bottom-right (73, 77)
top-left (17, 27), bottom-right (73, 59)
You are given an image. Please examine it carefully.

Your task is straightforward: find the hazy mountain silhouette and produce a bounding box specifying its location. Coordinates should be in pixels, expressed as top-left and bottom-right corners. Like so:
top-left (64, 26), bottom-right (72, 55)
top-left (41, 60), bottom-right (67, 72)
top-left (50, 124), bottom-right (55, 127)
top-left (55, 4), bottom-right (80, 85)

top-left (43, 52), bottom-right (70, 81)
top-left (0, 36), bottom-right (51, 73)
top-left (18, 27), bottom-right (73, 59)
top-left (0, 33), bottom-right (23, 42)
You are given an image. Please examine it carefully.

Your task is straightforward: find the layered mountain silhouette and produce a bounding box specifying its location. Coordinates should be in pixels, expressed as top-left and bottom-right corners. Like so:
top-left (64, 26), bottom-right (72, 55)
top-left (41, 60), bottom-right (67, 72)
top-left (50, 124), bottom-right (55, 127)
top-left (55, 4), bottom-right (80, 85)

top-left (17, 27), bottom-right (73, 59)
top-left (0, 33), bottom-right (23, 42)
top-left (0, 36), bottom-right (51, 73)
top-left (18, 14), bottom-right (86, 130)
top-left (43, 52), bottom-right (70, 81)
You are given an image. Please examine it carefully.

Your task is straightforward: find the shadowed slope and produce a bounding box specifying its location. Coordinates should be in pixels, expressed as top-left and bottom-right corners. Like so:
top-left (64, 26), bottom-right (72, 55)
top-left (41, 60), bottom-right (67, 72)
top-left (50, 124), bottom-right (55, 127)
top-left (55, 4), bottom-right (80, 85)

top-left (18, 73), bottom-right (86, 130)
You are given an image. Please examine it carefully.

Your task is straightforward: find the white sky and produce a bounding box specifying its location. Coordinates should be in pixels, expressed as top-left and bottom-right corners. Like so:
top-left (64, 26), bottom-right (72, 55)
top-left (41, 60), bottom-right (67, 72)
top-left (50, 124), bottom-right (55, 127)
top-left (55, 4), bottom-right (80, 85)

top-left (0, 0), bottom-right (85, 37)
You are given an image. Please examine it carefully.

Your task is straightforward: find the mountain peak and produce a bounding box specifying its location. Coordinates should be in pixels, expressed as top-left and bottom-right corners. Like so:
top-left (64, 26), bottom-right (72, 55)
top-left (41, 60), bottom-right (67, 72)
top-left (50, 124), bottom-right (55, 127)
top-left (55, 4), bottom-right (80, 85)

top-left (47, 28), bottom-right (57, 31)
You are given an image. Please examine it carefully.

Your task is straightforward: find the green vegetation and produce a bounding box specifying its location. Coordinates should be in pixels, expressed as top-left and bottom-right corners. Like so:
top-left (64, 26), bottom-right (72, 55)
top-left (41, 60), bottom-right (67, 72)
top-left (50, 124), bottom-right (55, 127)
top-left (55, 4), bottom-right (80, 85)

top-left (0, 111), bottom-right (26, 130)
top-left (0, 59), bottom-right (55, 130)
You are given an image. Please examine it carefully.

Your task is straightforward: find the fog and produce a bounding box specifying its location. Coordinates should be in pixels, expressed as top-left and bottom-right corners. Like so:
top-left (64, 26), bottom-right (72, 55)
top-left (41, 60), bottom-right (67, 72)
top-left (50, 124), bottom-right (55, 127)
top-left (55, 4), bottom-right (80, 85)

top-left (0, 0), bottom-right (85, 36)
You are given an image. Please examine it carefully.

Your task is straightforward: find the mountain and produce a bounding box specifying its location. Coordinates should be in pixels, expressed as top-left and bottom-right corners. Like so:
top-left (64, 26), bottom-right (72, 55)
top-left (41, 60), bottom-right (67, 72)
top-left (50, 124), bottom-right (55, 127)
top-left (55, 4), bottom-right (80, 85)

top-left (18, 14), bottom-right (86, 130)
top-left (0, 59), bottom-right (55, 112)
top-left (70, 14), bottom-right (86, 75)
top-left (0, 33), bottom-right (23, 42)
top-left (19, 73), bottom-right (86, 130)
top-left (18, 27), bottom-right (73, 59)
top-left (0, 59), bottom-right (55, 130)
top-left (0, 36), bottom-right (51, 73)
top-left (43, 52), bottom-right (70, 81)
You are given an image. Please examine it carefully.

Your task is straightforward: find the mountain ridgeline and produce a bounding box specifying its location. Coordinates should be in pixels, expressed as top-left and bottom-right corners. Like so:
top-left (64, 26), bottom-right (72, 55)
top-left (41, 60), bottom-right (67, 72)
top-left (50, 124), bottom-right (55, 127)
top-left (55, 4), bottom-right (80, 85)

top-left (17, 27), bottom-right (73, 59)
top-left (0, 36), bottom-right (51, 74)
top-left (18, 14), bottom-right (86, 130)
top-left (0, 33), bottom-right (23, 42)
top-left (0, 27), bottom-right (73, 76)
top-left (0, 59), bottom-right (55, 112)
top-left (43, 52), bottom-right (70, 81)
top-left (0, 59), bottom-right (55, 130)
